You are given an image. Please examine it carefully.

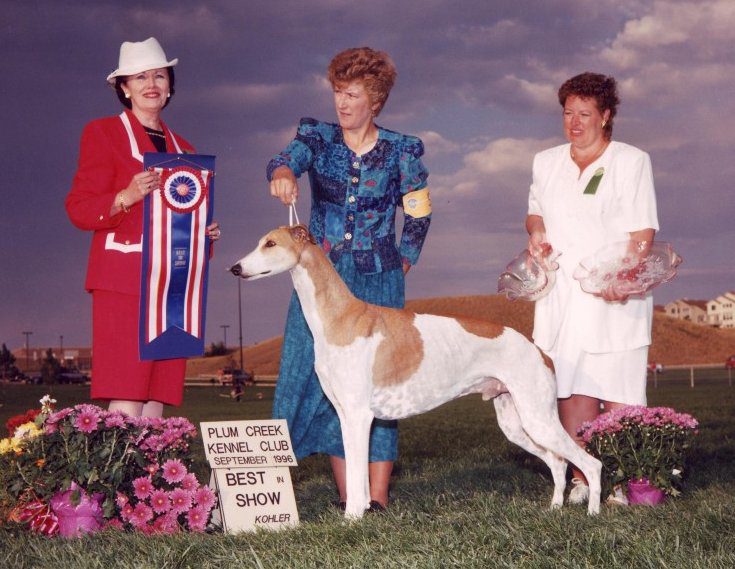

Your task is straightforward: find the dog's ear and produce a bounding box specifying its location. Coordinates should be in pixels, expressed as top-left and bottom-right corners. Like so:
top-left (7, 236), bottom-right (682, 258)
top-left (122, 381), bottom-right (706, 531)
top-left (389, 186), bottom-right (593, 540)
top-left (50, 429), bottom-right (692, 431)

top-left (288, 224), bottom-right (317, 245)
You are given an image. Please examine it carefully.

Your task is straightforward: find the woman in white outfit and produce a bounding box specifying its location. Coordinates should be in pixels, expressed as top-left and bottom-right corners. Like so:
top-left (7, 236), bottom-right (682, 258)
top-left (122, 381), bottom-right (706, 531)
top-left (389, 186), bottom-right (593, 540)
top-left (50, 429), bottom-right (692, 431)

top-left (526, 72), bottom-right (659, 504)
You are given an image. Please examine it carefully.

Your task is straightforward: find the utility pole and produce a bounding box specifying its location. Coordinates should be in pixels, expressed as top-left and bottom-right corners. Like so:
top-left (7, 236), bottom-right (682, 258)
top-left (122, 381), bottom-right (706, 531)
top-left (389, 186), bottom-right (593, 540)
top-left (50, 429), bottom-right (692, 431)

top-left (60, 335), bottom-right (64, 361)
top-left (22, 331), bottom-right (32, 372)
top-left (220, 325), bottom-right (230, 348)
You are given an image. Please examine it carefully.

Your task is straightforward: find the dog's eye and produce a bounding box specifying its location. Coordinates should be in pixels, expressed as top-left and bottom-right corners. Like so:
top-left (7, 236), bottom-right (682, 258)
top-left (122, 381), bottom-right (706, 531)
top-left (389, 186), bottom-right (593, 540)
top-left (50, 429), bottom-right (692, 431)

top-left (264, 240), bottom-right (276, 248)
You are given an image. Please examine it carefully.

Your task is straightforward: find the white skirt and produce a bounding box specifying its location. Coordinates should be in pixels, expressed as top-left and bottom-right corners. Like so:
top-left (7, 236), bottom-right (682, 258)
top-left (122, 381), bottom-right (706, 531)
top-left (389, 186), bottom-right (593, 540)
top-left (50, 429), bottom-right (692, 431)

top-left (547, 309), bottom-right (648, 405)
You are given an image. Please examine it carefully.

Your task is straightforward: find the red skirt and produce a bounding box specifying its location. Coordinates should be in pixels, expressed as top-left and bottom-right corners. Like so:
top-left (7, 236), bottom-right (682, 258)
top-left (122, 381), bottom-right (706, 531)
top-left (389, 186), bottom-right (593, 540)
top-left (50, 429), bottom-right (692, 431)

top-left (91, 290), bottom-right (186, 406)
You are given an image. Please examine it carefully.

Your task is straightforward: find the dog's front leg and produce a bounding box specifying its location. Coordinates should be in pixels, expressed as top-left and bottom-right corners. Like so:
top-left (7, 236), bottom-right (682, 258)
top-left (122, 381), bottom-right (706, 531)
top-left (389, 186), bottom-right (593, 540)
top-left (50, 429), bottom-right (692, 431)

top-left (339, 408), bottom-right (374, 519)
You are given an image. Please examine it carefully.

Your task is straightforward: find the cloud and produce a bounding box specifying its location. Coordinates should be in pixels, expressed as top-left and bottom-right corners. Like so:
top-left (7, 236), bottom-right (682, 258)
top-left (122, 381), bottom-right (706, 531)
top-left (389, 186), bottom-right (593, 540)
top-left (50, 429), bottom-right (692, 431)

top-left (602, 0), bottom-right (735, 68)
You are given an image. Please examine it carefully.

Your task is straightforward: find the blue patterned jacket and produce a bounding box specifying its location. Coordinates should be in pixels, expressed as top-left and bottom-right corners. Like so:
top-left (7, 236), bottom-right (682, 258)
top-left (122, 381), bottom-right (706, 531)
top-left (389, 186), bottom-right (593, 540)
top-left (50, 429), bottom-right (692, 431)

top-left (266, 118), bottom-right (431, 274)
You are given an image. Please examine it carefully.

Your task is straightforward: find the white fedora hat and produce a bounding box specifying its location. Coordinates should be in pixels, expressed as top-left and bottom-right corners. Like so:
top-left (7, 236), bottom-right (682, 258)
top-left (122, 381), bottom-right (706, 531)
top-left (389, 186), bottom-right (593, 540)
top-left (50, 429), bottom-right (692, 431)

top-left (106, 37), bottom-right (178, 83)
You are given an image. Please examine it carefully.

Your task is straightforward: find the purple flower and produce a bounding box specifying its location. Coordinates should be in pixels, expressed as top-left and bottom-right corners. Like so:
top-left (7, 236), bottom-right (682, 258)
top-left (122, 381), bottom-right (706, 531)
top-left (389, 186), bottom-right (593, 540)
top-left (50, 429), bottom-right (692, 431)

top-left (74, 409), bottom-right (100, 433)
top-left (130, 503), bottom-right (154, 528)
top-left (169, 488), bottom-right (193, 514)
top-left (150, 489), bottom-right (171, 514)
top-left (104, 412), bottom-right (127, 429)
top-left (193, 486), bottom-right (216, 510)
top-left (132, 476), bottom-right (154, 500)
top-left (187, 505), bottom-right (208, 532)
top-left (180, 473), bottom-right (198, 492)
top-left (162, 459), bottom-right (187, 484)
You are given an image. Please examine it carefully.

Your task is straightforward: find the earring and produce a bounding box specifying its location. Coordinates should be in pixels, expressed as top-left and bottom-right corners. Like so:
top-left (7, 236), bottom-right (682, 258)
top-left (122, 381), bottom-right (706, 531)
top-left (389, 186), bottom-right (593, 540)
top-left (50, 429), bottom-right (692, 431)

top-left (124, 92), bottom-right (130, 99)
top-left (601, 120), bottom-right (607, 128)
top-left (167, 92), bottom-right (171, 98)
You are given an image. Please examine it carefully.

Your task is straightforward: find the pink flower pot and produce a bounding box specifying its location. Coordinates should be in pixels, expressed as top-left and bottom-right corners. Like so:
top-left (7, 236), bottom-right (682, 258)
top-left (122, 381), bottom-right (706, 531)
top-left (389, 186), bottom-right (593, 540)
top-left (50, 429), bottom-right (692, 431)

top-left (50, 483), bottom-right (104, 537)
top-left (627, 478), bottom-right (667, 505)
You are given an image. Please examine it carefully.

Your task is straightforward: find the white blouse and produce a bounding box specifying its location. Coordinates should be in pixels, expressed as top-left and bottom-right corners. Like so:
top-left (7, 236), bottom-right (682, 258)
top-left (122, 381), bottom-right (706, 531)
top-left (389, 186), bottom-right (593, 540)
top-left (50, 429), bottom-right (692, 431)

top-left (528, 141), bottom-right (659, 354)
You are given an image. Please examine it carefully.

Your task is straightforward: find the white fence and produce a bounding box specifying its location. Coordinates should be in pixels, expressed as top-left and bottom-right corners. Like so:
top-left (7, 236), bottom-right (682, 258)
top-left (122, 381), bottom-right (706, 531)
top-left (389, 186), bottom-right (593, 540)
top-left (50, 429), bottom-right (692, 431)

top-left (648, 364), bottom-right (733, 388)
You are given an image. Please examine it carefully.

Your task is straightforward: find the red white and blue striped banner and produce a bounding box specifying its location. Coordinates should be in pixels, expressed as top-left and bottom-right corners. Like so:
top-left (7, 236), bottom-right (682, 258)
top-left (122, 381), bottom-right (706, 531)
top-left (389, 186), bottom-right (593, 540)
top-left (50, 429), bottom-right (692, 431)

top-left (139, 153), bottom-right (216, 360)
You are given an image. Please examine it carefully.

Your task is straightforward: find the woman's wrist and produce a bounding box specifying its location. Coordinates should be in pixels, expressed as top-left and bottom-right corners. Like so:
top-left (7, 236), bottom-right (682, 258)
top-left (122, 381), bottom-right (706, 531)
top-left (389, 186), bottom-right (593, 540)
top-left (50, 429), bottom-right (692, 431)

top-left (117, 190), bottom-right (130, 213)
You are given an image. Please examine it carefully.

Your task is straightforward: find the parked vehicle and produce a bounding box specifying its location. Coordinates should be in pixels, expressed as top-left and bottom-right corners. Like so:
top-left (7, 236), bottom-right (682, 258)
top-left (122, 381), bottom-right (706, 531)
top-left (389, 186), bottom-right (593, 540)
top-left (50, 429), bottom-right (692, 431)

top-left (726, 355), bottom-right (735, 370)
top-left (58, 370), bottom-right (89, 384)
top-left (647, 362), bottom-right (664, 374)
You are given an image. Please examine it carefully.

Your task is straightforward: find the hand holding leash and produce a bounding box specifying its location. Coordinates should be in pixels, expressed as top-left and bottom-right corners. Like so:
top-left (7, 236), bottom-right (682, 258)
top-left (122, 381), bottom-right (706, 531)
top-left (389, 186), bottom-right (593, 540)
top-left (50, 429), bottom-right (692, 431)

top-left (270, 165), bottom-right (299, 206)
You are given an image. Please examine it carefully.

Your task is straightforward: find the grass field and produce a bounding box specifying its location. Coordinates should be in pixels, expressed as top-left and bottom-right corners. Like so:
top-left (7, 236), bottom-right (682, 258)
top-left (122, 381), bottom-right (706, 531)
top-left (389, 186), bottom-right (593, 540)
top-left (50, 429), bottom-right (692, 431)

top-left (1, 375), bottom-right (734, 568)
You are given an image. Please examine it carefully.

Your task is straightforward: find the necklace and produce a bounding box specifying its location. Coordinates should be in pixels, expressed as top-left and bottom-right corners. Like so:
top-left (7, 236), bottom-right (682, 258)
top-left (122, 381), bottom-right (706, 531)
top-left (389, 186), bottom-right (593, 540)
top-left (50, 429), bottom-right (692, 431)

top-left (571, 140), bottom-right (609, 165)
top-left (144, 127), bottom-right (166, 139)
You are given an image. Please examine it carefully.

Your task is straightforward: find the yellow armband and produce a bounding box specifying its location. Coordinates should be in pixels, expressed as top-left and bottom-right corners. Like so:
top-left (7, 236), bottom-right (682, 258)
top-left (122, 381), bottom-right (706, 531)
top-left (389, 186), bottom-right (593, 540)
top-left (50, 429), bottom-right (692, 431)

top-left (402, 188), bottom-right (432, 218)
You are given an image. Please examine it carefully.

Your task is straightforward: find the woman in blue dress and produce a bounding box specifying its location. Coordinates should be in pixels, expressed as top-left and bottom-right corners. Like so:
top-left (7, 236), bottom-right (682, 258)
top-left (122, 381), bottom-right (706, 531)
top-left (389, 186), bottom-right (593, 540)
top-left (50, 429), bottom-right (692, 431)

top-left (267, 47), bottom-right (432, 511)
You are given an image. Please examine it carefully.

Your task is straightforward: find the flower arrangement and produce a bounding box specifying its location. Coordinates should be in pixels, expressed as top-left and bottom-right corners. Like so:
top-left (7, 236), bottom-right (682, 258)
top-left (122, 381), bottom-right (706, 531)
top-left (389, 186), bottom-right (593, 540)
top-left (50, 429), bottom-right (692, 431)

top-left (578, 405), bottom-right (698, 498)
top-left (0, 396), bottom-right (215, 536)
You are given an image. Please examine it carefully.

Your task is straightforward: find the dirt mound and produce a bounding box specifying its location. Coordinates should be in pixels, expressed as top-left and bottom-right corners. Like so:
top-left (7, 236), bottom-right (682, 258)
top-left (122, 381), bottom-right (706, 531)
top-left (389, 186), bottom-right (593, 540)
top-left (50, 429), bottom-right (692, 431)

top-left (187, 295), bottom-right (735, 376)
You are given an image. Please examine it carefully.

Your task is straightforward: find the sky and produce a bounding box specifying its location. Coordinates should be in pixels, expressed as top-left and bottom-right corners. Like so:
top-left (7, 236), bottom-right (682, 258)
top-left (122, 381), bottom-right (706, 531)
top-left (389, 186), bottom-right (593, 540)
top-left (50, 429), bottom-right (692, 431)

top-left (1, 0), bottom-right (734, 354)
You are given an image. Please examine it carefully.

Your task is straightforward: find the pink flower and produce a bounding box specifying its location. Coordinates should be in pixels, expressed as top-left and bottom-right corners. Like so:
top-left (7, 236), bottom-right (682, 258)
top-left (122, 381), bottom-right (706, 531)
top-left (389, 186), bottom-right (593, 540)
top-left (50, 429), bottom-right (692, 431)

top-left (145, 462), bottom-right (160, 476)
top-left (162, 459), bottom-right (187, 483)
top-left (104, 412), bottom-right (127, 428)
top-left (130, 503), bottom-right (154, 528)
top-left (104, 518), bottom-right (124, 531)
top-left (133, 476), bottom-right (154, 500)
top-left (187, 505), bottom-right (208, 532)
top-left (193, 486), bottom-right (216, 510)
top-left (120, 503), bottom-right (134, 522)
top-left (115, 492), bottom-right (129, 508)
top-left (150, 489), bottom-right (171, 514)
top-left (169, 488), bottom-right (193, 514)
top-left (157, 512), bottom-right (180, 533)
top-left (180, 473), bottom-right (198, 492)
top-left (74, 409), bottom-right (100, 433)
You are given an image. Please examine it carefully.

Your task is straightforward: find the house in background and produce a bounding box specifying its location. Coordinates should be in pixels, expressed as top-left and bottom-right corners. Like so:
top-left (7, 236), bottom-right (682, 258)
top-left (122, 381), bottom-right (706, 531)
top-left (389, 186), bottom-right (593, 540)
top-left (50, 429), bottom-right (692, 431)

top-left (707, 291), bottom-right (735, 329)
top-left (664, 299), bottom-right (709, 325)
top-left (11, 346), bottom-right (92, 374)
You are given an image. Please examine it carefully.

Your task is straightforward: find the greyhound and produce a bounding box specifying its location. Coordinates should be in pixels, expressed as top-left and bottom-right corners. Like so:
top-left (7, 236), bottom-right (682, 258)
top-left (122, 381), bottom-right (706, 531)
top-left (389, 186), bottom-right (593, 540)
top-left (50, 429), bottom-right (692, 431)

top-left (230, 225), bottom-right (601, 518)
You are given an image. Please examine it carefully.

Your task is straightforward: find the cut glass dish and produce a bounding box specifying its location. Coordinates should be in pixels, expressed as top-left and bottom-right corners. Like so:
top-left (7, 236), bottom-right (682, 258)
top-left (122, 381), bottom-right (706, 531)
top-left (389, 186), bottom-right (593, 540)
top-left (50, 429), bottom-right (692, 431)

top-left (497, 249), bottom-right (560, 301)
top-left (573, 241), bottom-right (682, 296)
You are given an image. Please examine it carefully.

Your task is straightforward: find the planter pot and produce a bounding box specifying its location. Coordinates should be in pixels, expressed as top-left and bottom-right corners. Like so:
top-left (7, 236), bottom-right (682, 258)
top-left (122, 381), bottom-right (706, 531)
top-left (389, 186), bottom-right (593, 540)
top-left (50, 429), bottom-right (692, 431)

top-left (49, 483), bottom-right (104, 538)
top-left (54, 511), bottom-right (102, 537)
top-left (627, 478), bottom-right (667, 505)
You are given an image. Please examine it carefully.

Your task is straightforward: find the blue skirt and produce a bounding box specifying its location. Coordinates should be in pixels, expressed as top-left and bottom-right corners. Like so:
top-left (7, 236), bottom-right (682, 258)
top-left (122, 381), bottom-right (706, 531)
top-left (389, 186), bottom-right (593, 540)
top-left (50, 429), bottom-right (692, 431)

top-left (272, 253), bottom-right (405, 461)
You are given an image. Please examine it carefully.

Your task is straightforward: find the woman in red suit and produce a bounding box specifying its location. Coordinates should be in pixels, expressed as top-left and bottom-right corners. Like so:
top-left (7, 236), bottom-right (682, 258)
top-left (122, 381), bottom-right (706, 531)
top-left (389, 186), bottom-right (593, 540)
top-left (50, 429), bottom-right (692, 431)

top-left (66, 37), bottom-right (220, 417)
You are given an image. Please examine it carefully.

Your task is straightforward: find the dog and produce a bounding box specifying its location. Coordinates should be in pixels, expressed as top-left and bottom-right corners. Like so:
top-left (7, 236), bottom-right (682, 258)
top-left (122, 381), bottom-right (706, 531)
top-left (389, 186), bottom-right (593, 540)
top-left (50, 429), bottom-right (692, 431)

top-left (230, 225), bottom-right (601, 518)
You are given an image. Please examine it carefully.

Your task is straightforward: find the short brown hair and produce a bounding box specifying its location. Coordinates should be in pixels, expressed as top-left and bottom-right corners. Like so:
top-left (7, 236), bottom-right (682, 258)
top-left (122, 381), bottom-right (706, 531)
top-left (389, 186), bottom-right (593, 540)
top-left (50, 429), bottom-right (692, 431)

top-left (558, 72), bottom-right (619, 139)
top-left (327, 47), bottom-right (397, 116)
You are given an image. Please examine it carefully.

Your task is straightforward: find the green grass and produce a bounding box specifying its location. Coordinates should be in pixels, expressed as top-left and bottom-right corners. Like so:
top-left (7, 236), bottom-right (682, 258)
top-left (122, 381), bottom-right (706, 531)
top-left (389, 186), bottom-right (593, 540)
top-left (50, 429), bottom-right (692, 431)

top-left (1, 379), bottom-right (734, 568)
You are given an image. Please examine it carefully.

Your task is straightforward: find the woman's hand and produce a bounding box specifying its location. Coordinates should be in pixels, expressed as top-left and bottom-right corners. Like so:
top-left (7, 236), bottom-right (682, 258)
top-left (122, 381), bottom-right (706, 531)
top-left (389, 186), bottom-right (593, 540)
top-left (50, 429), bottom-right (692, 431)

top-left (125, 171), bottom-right (161, 206)
top-left (526, 215), bottom-right (551, 258)
top-left (207, 222), bottom-right (221, 241)
top-left (112, 171), bottom-right (161, 215)
top-left (597, 228), bottom-right (656, 303)
top-left (269, 166), bottom-right (299, 205)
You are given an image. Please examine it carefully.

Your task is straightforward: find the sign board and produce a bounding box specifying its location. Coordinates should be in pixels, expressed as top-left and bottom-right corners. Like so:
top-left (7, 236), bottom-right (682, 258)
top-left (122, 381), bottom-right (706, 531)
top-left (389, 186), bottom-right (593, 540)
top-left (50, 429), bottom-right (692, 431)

top-left (201, 420), bottom-right (298, 533)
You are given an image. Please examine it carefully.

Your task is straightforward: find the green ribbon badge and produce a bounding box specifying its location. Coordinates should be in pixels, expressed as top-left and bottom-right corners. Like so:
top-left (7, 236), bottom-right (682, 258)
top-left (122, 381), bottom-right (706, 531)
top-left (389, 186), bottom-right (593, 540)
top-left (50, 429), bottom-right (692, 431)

top-left (583, 167), bottom-right (605, 195)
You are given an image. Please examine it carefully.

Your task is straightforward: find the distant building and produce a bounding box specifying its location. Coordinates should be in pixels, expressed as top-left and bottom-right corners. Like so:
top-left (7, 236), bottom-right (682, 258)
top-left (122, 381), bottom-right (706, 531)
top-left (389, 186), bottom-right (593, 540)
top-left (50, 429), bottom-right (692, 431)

top-left (707, 291), bottom-right (735, 329)
top-left (11, 347), bottom-right (92, 374)
top-left (664, 299), bottom-right (709, 325)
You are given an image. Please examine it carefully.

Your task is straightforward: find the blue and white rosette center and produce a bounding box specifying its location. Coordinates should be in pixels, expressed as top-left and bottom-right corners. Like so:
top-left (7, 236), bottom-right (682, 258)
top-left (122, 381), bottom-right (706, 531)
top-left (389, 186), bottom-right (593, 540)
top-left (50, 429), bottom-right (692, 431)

top-left (162, 168), bottom-right (206, 213)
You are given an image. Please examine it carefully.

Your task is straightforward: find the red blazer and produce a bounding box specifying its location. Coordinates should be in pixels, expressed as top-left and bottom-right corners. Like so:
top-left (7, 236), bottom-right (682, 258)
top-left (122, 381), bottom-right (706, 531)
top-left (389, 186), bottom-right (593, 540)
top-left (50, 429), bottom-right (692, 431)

top-left (66, 110), bottom-right (194, 295)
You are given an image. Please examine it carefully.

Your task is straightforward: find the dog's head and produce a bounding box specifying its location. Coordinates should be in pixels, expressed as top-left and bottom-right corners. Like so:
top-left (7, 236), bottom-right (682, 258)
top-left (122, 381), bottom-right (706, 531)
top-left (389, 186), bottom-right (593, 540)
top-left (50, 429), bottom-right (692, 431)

top-left (229, 224), bottom-right (316, 281)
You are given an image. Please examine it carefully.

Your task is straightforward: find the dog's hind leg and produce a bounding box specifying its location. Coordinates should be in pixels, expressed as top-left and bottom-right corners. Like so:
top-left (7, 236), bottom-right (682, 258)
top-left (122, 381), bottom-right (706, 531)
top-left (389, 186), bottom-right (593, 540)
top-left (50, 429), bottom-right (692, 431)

top-left (507, 396), bottom-right (602, 515)
top-left (493, 394), bottom-right (567, 510)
